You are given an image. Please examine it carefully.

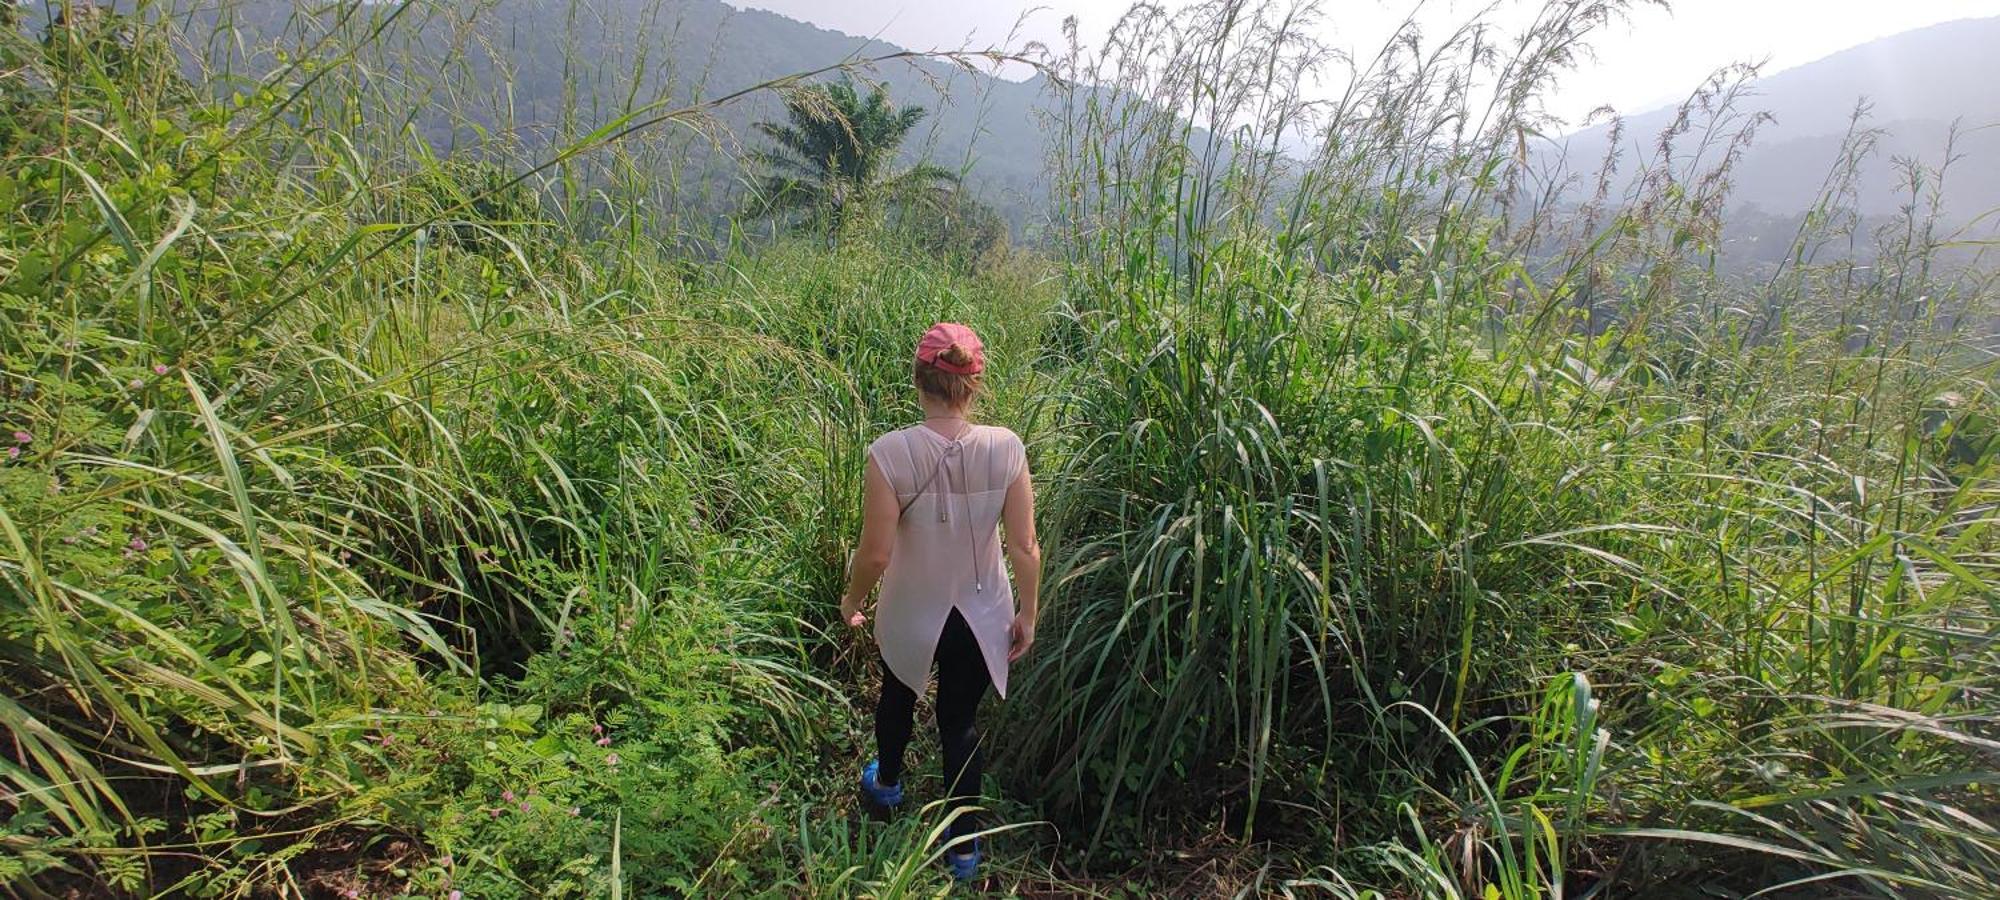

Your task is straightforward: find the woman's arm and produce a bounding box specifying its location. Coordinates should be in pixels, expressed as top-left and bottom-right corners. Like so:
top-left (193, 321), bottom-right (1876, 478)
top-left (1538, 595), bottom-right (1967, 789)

top-left (1001, 466), bottom-right (1042, 660)
top-left (841, 456), bottom-right (899, 627)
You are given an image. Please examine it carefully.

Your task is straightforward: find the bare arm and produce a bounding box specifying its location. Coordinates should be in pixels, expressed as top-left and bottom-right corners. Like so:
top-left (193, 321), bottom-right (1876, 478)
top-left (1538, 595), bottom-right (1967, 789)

top-left (1002, 465), bottom-right (1042, 660)
top-left (841, 456), bottom-right (899, 626)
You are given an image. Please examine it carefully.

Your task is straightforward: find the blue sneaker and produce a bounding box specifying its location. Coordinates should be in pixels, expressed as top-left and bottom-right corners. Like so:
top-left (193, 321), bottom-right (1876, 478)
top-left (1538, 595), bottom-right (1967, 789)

top-left (859, 759), bottom-right (902, 809)
top-left (945, 837), bottom-right (981, 882)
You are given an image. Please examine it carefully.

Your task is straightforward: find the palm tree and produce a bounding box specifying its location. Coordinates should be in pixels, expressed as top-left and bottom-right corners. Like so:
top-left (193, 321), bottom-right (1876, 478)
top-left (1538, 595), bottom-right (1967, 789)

top-left (748, 76), bottom-right (958, 242)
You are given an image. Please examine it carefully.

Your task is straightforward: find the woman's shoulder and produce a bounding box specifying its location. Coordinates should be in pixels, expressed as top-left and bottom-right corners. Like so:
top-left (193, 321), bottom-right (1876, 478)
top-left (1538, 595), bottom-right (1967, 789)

top-left (867, 427), bottom-right (918, 455)
top-left (974, 424), bottom-right (1025, 454)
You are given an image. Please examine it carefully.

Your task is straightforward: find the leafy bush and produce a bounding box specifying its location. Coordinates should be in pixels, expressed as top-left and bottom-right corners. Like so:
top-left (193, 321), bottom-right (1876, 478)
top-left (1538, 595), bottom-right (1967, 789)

top-left (893, 191), bottom-right (1013, 272)
top-left (401, 599), bottom-right (770, 898)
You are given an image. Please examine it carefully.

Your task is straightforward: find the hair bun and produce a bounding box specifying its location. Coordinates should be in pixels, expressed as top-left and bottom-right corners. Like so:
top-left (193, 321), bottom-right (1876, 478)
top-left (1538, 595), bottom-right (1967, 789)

top-left (940, 343), bottom-right (974, 367)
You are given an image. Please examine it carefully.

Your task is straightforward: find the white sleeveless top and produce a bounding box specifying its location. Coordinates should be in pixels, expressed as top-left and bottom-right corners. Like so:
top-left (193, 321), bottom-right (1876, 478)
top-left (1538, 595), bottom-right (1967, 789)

top-left (867, 423), bottom-right (1027, 698)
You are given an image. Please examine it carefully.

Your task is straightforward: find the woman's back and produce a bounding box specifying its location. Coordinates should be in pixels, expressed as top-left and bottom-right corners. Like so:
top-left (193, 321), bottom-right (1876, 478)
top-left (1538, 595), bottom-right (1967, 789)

top-left (868, 423), bottom-right (1025, 696)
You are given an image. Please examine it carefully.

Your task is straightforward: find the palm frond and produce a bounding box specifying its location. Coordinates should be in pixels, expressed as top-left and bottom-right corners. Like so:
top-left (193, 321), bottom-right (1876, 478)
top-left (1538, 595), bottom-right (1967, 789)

top-left (745, 74), bottom-right (943, 231)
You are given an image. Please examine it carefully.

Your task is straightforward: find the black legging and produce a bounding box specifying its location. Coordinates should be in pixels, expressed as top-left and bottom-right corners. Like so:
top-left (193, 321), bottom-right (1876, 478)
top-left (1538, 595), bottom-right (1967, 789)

top-left (875, 608), bottom-right (990, 836)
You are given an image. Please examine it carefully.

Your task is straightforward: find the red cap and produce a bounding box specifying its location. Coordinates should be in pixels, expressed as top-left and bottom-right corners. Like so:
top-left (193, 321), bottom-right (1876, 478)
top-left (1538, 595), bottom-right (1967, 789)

top-left (915, 322), bottom-right (985, 374)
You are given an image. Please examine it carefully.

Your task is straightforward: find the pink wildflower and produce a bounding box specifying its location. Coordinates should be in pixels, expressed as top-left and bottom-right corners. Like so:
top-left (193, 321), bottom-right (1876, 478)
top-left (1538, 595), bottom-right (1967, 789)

top-left (153, 364), bottom-right (169, 375)
top-left (596, 736), bottom-right (611, 747)
top-left (501, 790), bottom-right (516, 802)
top-left (488, 807), bottom-right (502, 818)
top-left (451, 892), bottom-right (463, 900)
top-left (6, 447), bottom-right (17, 460)
top-left (129, 378), bottom-right (144, 390)
top-left (12, 431), bottom-right (28, 444)
top-left (592, 723), bottom-right (604, 736)
top-left (439, 853), bottom-right (454, 867)
top-left (605, 753), bottom-right (620, 766)
top-left (518, 800), bottom-right (530, 812)
top-left (128, 537), bottom-right (147, 552)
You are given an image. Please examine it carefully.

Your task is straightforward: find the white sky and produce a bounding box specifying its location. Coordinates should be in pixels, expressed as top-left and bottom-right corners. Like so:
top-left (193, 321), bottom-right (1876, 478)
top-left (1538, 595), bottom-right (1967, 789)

top-left (725, 0), bottom-right (2000, 128)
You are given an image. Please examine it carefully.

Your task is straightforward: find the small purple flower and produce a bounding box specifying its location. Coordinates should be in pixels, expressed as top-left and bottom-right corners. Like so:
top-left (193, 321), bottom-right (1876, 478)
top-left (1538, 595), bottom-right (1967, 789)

top-left (128, 537), bottom-right (147, 552)
top-left (129, 378), bottom-right (145, 390)
top-left (501, 790), bottom-right (516, 802)
top-left (153, 364), bottom-right (170, 375)
top-left (488, 807), bottom-right (502, 818)
top-left (12, 431), bottom-right (29, 444)
top-left (451, 892), bottom-right (463, 900)
top-left (592, 723), bottom-right (604, 736)
top-left (6, 447), bottom-right (17, 460)
top-left (605, 753), bottom-right (620, 767)
top-left (596, 736), bottom-right (611, 747)
top-left (518, 800), bottom-right (530, 812)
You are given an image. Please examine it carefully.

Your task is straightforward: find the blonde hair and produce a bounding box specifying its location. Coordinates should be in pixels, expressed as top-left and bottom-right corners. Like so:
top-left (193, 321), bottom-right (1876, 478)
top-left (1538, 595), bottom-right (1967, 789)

top-left (915, 344), bottom-right (983, 408)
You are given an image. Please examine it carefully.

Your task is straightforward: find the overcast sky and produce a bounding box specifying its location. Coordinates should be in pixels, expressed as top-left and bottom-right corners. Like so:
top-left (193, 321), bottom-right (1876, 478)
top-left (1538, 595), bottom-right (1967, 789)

top-left (724, 0), bottom-right (2000, 127)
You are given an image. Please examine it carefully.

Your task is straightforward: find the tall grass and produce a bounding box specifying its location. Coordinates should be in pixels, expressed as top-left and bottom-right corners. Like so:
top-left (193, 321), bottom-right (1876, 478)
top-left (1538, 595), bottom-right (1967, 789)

top-left (1010, 0), bottom-right (1998, 895)
top-left (2, 2), bottom-right (1041, 892)
top-left (2, 0), bottom-right (1995, 896)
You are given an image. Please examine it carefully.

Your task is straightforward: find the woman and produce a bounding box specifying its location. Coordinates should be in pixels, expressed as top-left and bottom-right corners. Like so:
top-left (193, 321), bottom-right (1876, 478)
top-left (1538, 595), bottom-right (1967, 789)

top-left (838, 321), bottom-right (1041, 882)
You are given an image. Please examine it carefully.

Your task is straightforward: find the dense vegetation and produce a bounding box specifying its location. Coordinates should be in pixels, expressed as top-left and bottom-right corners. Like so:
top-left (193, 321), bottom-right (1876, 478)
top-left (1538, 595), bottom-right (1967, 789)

top-left (2, 1), bottom-right (1994, 897)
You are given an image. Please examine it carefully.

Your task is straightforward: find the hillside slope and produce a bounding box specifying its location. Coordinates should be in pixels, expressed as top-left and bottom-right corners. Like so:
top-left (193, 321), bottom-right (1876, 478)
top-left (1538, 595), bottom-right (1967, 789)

top-left (1551, 15), bottom-right (2000, 226)
top-left (71, 2), bottom-right (2000, 240)
top-left (30, 0), bottom-right (1057, 233)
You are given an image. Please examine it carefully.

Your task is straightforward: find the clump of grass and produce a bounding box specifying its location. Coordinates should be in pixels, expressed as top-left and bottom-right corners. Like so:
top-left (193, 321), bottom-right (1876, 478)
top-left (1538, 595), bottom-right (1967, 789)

top-left (1010, 0), bottom-right (1999, 896)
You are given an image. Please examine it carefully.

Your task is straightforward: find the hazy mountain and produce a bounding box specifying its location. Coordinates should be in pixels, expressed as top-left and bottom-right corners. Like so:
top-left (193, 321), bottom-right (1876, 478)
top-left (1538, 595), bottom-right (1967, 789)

top-left (42, 2), bottom-right (2000, 250)
top-left (625, 1), bottom-right (1055, 232)
top-left (128, 0), bottom-right (1062, 235)
top-left (1550, 15), bottom-right (2000, 229)
top-left (19, 0), bottom-right (1056, 235)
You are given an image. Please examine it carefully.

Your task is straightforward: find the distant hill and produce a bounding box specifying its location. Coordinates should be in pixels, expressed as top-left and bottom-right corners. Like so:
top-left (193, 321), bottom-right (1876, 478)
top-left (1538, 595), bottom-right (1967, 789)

top-left (39, 3), bottom-right (1999, 252)
top-left (1549, 16), bottom-right (2000, 230)
top-left (116, 0), bottom-right (1062, 237)
top-left (19, 0), bottom-right (1057, 236)
top-left (638, 1), bottom-right (1055, 233)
